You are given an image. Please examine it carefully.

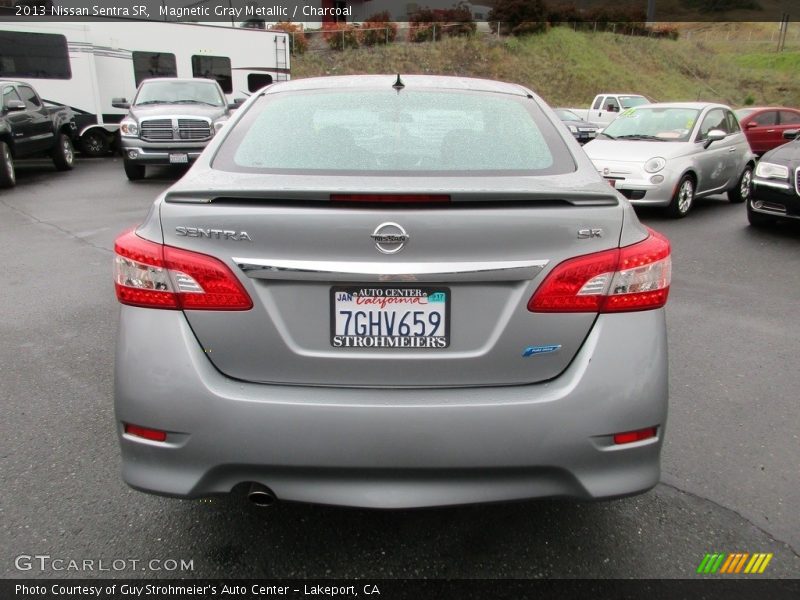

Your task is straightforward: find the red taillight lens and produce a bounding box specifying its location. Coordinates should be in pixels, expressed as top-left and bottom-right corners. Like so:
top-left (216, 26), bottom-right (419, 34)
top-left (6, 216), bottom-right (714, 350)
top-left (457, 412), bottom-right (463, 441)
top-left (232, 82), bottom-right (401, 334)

top-left (529, 228), bottom-right (671, 313)
top-left (124, 423), bottom-right (167, 442)
top-left (114, 229), bottom-right (252, 311)
top-left (613, 427), bottom-right (658, 445)
top-left (330, 194), bottom-right (451, 203)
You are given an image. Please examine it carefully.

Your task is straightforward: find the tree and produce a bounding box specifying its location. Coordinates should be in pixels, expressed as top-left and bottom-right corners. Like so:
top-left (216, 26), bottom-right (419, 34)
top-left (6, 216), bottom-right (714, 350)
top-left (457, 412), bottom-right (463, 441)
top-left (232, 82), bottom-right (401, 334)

top-left (488, 0), bottom-right (549, 36)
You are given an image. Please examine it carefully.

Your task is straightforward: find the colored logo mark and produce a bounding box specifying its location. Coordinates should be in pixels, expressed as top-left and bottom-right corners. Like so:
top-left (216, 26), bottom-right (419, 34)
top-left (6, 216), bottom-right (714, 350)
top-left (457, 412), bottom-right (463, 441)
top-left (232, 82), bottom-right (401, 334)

top-left (522, 344), bottom-right (562, 357)
top-left (696, 553), bottom-right (773, 574)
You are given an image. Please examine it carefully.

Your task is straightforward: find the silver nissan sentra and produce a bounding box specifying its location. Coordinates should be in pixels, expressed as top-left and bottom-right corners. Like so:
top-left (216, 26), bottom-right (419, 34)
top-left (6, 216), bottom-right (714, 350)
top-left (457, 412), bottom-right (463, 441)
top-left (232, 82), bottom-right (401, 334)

top-left (113, 75), bottom-right (671, 508)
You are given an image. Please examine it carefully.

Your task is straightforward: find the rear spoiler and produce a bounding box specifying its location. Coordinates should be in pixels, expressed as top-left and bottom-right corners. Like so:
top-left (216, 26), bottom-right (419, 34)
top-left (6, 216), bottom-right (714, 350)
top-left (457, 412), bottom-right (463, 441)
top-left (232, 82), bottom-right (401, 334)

top-left (164, 190), bottom-right (619, 207)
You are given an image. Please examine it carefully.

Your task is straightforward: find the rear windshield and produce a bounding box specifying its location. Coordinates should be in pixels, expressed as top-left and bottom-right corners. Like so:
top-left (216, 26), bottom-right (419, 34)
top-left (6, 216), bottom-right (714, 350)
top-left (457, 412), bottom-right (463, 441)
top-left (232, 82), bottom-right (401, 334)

top-left (212, 89), bottom-right (575, 176)
top-left (619, 96), bottom-right (649, 109)
top-left (555, 109), bottom-right (581, 121)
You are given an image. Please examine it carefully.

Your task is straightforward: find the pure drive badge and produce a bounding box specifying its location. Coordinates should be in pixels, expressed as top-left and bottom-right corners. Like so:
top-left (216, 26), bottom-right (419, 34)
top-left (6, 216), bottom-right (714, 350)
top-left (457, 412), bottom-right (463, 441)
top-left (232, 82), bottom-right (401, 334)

top-left (522, 344), bottom-right (562, 357)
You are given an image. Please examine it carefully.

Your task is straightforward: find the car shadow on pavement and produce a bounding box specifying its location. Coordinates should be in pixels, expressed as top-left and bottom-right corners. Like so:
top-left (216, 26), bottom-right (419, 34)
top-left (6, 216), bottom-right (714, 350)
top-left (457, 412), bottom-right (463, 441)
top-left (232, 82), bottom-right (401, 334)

top-left (146, 484), bottom-right (797, 579)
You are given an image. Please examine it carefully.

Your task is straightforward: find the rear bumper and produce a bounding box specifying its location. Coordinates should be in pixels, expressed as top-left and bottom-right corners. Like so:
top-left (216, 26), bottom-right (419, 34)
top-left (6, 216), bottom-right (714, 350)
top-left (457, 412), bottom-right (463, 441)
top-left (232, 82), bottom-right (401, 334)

top-left (114, 307), bottom-right (668, 508)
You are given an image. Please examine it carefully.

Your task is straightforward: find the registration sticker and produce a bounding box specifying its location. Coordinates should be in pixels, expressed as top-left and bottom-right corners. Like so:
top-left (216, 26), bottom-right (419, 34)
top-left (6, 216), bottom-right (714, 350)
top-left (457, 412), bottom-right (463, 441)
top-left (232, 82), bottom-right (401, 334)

top-left (331, 286), bottom-right (450, 349)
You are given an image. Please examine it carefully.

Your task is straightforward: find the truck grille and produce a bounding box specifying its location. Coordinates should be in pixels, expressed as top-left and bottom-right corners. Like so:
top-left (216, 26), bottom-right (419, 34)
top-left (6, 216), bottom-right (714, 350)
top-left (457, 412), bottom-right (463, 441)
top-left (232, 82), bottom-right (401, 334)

top-left (177, 119), bottom-right (212, 140)
top-left (139, 118), bottom-right (212, 142)
top-left (140, 119), bottom-right (173, 141)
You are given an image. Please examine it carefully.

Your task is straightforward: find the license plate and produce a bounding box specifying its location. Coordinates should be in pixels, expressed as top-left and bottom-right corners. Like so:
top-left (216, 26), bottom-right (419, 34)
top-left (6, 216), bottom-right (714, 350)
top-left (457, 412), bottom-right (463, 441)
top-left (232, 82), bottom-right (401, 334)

top-left (169, 153), bottom-right (189, 164)
top-left (331, 286), bottom-right (449, 349)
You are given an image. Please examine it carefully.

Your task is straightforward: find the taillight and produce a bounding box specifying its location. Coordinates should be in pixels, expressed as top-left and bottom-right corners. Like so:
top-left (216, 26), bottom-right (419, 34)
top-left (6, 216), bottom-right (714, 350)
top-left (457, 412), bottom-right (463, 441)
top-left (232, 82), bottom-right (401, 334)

top-left (529, 228), bottom-right (671, 313)
top-left (114, 229), bottom-right (252, 310)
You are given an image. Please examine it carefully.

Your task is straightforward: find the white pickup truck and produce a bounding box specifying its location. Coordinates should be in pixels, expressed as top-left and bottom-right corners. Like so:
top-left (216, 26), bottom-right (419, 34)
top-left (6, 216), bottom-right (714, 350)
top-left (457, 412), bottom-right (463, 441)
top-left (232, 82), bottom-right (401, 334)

top-left (566, 93), bottom-right (650, 126)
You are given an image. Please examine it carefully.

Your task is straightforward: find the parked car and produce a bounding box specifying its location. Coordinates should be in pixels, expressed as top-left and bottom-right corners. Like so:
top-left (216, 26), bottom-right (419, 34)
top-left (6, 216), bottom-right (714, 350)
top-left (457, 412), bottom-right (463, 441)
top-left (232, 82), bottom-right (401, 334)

top-left (554, 108), bottom-right (600, 144)
top-left (113, 75), bottom-right (672, 509)
top-left (747, 129), bottom-right (800, 227)
top-left (566, 93), bottom-right (650, 126)
top-left (112, 78), bottom-right (240, 181)
top-left (0, 80), bottom-right (77, 188)
top-left (735, 106), bottom-right (800, 155)
top-left (584, 102), bottom-right (756, 218)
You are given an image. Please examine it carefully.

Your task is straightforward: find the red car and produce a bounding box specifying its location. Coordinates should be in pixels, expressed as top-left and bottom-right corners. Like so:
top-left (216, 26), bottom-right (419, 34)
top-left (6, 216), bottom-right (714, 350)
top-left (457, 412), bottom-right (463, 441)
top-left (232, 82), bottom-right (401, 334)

top-left (736, 106), bottom-right (800, 155)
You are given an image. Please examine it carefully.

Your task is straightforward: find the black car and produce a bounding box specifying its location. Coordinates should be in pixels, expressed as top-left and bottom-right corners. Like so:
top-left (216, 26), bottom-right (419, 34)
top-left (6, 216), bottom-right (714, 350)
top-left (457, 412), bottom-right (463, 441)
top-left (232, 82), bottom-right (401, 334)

top-left (554, 108), bottom-right (600, 144)
top-left (0, 80), bottom-right (77, 188)
top-left (748, 129), bottom-right (800, 227)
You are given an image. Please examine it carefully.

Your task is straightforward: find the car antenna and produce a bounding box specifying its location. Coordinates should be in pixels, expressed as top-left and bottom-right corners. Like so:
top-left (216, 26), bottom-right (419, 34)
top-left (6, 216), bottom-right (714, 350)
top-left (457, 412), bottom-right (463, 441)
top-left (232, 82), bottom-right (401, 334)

top-left (392, 74), bottom-right (405, 93)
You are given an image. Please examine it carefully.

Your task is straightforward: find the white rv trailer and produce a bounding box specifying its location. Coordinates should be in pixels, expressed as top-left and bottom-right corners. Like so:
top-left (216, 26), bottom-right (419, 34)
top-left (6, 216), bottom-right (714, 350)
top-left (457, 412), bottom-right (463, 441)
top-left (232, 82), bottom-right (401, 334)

top-left (0, 21), bottom-right (290, 155)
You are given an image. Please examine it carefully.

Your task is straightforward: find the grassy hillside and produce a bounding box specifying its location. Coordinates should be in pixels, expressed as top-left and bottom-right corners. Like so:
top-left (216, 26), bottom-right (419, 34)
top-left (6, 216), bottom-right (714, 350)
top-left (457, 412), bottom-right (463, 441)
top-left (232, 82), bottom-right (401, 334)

top-left (291, 26), bottom-right (800, 109)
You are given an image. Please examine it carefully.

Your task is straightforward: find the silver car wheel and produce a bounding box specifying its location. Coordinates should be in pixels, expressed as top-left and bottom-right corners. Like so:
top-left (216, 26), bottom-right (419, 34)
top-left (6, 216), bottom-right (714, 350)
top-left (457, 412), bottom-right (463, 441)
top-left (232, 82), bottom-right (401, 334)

top-left (740, 168), bottom-right (752, 201)
top-left (678, 178), bottom-right (694, 214)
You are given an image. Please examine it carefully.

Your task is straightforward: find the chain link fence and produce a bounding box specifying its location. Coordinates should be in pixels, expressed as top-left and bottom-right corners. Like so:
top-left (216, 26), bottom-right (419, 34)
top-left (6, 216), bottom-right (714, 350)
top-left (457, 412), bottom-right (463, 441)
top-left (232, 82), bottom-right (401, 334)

top-left (280, 21), bottom-right (799, 55)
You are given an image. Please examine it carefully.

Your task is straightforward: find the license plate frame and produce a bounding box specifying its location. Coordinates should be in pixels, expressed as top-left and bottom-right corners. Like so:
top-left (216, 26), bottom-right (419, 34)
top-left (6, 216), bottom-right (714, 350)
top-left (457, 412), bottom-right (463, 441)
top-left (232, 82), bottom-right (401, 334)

top-left (330, 285), bottom-right (450, 349)
top-left (169, 153), bottom-right (189, 164)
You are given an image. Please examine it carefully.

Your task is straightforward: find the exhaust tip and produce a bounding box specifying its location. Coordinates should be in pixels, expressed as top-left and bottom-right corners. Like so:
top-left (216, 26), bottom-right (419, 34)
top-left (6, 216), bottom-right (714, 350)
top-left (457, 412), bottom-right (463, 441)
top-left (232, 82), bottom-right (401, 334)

top-left (247, 482), bottom-right (276, 507)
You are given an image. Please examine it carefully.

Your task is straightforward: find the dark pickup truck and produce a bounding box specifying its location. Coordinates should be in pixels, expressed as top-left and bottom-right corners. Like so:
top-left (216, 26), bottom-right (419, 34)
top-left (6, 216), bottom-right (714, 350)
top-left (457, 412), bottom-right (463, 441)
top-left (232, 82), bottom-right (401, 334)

top-left (0, 80), bottom-right (77, 188)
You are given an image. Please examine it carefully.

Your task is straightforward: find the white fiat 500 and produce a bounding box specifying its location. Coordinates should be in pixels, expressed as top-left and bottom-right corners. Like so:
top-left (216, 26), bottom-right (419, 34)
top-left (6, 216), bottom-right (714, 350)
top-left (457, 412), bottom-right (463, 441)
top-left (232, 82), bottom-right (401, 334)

top-left (584, 102), bottom-right (755, 218)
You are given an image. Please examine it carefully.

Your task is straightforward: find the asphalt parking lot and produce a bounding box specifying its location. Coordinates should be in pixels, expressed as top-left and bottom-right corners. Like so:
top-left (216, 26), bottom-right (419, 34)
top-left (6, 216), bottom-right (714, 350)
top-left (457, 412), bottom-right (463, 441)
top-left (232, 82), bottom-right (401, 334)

top-left (1, 158), bottom-right (798, 579)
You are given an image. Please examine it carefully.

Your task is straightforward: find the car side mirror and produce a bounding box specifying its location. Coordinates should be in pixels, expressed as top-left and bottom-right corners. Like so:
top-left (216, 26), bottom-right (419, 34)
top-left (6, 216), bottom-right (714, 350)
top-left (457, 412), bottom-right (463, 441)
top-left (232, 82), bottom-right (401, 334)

top-left (783, 129), bottom-right (798, 140)
top-left (5, 99), bottom-right (25, 112)
top-left (228, 98), bottom-right (245, 110)
top-left (703, 129), bottom-right (727, 148)
top-left (111, 98), bottom-right (130, 109)
top-left (745, 121), bottom-right (757, 129)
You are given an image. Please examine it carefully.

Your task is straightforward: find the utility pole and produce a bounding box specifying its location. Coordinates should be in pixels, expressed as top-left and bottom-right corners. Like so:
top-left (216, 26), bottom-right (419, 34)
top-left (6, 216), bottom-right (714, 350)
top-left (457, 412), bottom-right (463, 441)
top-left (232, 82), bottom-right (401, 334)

top-left (646, 0), bottom-right (656, 24)
top-left (777, 13), bottom-right (790, 52)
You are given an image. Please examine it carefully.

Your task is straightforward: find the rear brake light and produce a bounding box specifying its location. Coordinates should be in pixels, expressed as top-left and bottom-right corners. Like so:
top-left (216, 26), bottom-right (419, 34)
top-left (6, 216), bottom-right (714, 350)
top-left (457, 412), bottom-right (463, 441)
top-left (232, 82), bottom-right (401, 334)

top-left (529, 228), bottom-right (671, 313)
top-left (330, 194), bottom-right (450, 203)
top-left (124, 423), bottom-right (167, 442)
top-left (114, 229), bottom-right (252, 310)
top-left (613, 427), bottom-right (658, 445)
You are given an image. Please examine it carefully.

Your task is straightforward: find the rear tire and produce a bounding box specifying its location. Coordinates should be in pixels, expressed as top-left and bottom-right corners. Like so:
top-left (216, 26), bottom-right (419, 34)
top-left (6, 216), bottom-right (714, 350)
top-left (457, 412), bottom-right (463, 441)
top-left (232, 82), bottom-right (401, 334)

top-left (0, 141), bottom-right (16, 188)
top-left (51, 133), bottom-right (75, 171)
top-left (728, 165), bottom-right (752, 204)
top-left (747, 200), bottom-right (773, 228)
top-left (667, 174), bottom-right (695, 218)
top-left (80, 130), bottom-right (110, 157)
top-left (124, 160), bottom-right (145, 181)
